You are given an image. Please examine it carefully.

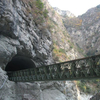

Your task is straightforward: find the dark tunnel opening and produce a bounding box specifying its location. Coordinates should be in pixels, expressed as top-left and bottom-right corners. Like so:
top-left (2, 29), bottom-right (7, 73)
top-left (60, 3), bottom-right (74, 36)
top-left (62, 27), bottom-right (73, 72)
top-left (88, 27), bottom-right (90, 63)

top-left (5, 56), bottom-right (36, 71)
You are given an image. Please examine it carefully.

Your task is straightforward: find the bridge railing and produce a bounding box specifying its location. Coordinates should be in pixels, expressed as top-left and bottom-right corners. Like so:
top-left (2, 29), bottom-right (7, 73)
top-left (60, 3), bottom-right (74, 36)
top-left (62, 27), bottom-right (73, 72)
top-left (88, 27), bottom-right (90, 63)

top-left (7, 55), bottom-right (100, 82)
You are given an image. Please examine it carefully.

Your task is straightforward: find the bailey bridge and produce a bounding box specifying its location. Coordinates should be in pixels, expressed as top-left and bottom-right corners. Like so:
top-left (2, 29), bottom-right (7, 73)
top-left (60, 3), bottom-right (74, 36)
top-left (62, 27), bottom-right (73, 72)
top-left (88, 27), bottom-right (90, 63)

top-left (6, 55), bottom-right (100, 82)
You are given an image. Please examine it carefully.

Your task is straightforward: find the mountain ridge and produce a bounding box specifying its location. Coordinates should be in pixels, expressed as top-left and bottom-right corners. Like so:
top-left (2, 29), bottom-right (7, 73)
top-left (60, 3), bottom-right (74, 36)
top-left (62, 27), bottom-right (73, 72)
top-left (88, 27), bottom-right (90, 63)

top-left (62, 4), bottom-right (100, 56)
top-left (53, 7), bottom-right (75, 18)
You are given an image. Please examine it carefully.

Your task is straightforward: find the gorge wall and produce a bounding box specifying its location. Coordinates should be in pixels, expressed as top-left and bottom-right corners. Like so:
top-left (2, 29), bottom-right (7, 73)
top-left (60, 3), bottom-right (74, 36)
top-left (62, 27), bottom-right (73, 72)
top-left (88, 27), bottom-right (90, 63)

top-left (0, 0), bottom-right (53, 99)
top-left (0, 0), bottom-right (80, 100)
top-left (58, 4), bottom-right (100, 99)
top-left (63, 5), bottom-right (100, 56)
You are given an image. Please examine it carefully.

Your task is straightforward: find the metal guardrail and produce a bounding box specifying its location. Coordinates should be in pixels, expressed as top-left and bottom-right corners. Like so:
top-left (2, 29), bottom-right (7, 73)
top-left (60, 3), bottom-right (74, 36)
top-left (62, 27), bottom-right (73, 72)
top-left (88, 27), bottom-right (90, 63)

top-left (7, 55), bottom-right (100, 82)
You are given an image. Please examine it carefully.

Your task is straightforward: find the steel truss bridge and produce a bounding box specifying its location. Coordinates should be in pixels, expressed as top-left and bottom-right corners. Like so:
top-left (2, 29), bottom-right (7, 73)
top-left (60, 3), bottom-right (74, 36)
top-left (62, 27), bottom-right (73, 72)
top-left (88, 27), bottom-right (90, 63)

top-left (7, 55), bottom-right (100, 82)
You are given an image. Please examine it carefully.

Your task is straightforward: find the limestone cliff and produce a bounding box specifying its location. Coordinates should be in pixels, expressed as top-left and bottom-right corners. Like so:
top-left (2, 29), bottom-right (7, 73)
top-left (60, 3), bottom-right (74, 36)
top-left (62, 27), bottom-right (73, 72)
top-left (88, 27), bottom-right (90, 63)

top-left (0, 0), bottom-right (80, 100)
top-left (53, 7), bottom-right (75, 18)
top-left (63, 4), bottom-right (100, 56)
top-left (62, 4), bottom-right (100, 99)
top-left (0, 0), bottom-right (54, 99)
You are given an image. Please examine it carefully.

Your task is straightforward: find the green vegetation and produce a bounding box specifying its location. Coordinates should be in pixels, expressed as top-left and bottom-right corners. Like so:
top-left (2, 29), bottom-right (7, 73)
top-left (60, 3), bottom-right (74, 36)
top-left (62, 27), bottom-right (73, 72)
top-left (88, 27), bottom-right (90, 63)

top-left (23, 0), bottom-right (49, 26)
top-left (52, 42), bottom-right (69, 62)
top-left (76, 43), bottom-right (84, 54)
top-left (43, 9), bottom-right (48, 18)
top-left (36, 0), bottom-right (44, 10)
top-left (52, 52), bottom-right (59, 61)
top-left (35, 0), bottom-right (48, 18)
top-left (63, 17), bottom-right (82, 29)
top-left (70, 45), bottom-right (73, 49)
top-left (68, 40), bottom-right (74, 49)
top-left (77, 81), bottom-right (91, 93)
top-left (59, 48), bottom-right (65, 54)
top-left (77, 79), bottom-right (100, 94)
top-left (28, 1), bottom-right (33, 8)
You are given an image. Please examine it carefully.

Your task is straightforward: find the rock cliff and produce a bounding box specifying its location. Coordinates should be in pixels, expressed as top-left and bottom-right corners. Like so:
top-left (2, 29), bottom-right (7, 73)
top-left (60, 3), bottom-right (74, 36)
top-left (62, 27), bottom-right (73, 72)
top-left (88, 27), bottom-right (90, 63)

top-left (63, 4), bottom-right (100, 56)
top-left (53, 7), bottom-right (75, 18)
top-left (0, 0), bottom-right (54, 99)
top-left (62, 4), bottom-right (100, 99)
top-left (0, 0), bottom-right (80, 100)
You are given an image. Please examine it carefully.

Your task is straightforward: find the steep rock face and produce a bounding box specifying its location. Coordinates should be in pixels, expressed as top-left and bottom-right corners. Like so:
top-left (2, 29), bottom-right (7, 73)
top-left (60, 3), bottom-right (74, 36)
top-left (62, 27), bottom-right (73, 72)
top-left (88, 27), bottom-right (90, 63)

top-left (0, 0), bottom-right (53, 68)
top-left (0, 0), bottom-right (54, 100)
top-left (0, 0), bottom-right (79, 100)
top-left (63, 5), bottom-right (100, 56)
top-left (46, 4), bottom-right (82, 62)
top-left (65, 81), bottom-right (78, 100)
top-left (62, 4), bottom-right (100, 99)
top-left (53, 7), bottom-right (75, 18)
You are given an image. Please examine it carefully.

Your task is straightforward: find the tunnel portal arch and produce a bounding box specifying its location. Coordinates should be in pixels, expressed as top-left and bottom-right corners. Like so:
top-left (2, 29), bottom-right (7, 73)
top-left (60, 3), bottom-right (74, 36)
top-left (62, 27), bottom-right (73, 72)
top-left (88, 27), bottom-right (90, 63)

top-left (5, 56), bottom-right (36, 71)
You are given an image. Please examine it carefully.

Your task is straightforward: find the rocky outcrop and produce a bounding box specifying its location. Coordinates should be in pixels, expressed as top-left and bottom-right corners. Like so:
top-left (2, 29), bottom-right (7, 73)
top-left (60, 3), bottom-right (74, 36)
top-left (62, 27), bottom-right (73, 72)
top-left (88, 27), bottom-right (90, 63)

top-left (0, 0), bottom-right (80, 100)
top-left (54, 7), bottom-right (75, 18)
top-left (65, 81), bottom-right (78, 100)
top-left (45, 3), bottom-right (82, 62)
top-left (0, 0), bottom-right (53, 68)
top-left (0, 0), bottom-right (54, 100)
top-left (63, 4), bottom-right (100, 56)
top-left (62, 4), bottom-right (100, 99)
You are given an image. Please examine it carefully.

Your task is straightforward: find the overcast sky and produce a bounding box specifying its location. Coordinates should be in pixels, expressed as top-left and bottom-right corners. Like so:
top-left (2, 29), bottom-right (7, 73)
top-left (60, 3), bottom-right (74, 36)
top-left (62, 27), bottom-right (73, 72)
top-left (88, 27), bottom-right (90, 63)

top-left (47, 0), bottom-right (100, 16)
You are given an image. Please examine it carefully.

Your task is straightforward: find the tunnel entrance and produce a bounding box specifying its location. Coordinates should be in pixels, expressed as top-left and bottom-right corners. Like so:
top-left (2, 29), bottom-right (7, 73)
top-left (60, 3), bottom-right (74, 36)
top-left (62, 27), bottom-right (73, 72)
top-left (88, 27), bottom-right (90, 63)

top-left (5, 56), bottom-right (36, 71)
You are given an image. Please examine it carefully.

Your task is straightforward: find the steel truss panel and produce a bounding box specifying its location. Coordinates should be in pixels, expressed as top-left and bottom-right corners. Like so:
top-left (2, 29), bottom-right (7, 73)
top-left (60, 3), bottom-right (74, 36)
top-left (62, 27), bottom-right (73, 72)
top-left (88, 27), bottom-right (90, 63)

top-left (7, 55), bottom-right (100, 82)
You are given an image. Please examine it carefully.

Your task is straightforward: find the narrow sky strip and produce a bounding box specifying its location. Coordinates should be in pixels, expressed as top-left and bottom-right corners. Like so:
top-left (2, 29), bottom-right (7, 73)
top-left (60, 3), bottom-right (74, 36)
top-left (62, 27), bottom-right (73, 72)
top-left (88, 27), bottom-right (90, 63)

top-left (47, 0), bottom-right (100, 16)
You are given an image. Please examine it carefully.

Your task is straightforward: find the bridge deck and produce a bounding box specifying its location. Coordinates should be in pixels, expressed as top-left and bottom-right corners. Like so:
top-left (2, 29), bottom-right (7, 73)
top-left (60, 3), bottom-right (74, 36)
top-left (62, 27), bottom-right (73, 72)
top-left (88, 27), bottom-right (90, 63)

top-left (7, 55), bottom-right (100, 82)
